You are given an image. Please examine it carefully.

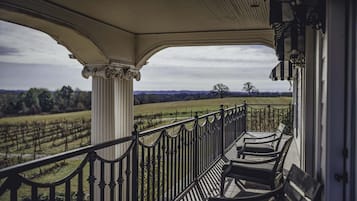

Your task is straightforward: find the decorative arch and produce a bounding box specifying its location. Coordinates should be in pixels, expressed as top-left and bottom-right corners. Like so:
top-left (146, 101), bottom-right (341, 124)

top-left (135, 29), bottom-right (275, 68)
top-left (0, 8), bottom-right (108, 65)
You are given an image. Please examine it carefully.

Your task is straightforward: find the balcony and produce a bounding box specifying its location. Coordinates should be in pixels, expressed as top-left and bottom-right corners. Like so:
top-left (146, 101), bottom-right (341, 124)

top-left (0, 103), bottom-right (294, 201)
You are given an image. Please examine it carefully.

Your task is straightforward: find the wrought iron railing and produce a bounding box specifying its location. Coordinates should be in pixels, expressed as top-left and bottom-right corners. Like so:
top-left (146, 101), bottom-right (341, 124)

top-left (246, 104), bottom-right (293, 133)
top-left (0, 105), bottom-right (246, 201)
top-left (0, 103), bottom-right (291, 201)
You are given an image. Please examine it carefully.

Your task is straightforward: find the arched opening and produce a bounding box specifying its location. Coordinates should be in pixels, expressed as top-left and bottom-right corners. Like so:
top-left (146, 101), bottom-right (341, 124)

top-left (0, 21), bottom-right (93, 172)
top-left (136, 45), bottom-right (289, 92)
top-left (134, 45), bottom-right (296, 162)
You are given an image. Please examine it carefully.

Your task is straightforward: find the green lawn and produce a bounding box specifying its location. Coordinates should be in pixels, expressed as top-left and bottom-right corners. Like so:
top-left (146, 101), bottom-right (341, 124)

top-left (0, 97), bottom-right (291, 124)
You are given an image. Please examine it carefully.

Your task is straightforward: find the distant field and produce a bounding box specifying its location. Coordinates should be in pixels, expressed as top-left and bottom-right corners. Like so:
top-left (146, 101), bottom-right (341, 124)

top-left (0, 111), bottom-right (91, 124)
top-left (0, 97), bottom-right (291, 124)
top-left (135, 96), bottom-right (292, 115)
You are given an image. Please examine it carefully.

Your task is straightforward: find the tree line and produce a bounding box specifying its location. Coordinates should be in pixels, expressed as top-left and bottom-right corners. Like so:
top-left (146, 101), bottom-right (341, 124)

top-left (0, 86), bottom-right (91, 117)
top-left (0, 83), bottom-right (292, 117)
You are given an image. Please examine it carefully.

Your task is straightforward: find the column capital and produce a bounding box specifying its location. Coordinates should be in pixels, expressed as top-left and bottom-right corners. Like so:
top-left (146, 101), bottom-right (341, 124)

top-left (82, 62), bottom-right (141, 81)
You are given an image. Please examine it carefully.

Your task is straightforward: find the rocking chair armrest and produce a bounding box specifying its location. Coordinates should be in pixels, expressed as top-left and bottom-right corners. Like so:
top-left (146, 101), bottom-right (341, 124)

top-left (240, 151), bottom-right (280, 157)
top-left (230, 156), bottom-right (279, 165)
top-left (207, 184), bottom-right (284, 201)
top-left (243, 134), bottom-right (276, 142)
top-left (243, 137), bottom-right (280, 145)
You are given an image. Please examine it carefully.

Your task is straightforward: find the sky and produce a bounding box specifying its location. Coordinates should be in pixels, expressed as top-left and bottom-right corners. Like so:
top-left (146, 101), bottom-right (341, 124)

top-left (0, 20), bottom-right (290, 92)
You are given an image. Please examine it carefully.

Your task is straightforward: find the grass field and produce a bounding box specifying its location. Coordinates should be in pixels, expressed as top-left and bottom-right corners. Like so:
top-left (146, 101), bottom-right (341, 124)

top-left (0, 111), bottom-right (91, 124)
top-left (0, 97), bottom-right (291, 124)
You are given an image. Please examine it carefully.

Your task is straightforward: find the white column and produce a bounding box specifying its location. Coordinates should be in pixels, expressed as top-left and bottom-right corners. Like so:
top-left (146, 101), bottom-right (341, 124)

top-left (91, 76), bottom-right (116, 201)
top-left (91, 76), bottom-right (115, 152)
top-left (82, 63), bottom-right (140, 145)
top-left (114, 78), bottom-right (134, 153)
top-left (82, 63), bottom-right (140, 201)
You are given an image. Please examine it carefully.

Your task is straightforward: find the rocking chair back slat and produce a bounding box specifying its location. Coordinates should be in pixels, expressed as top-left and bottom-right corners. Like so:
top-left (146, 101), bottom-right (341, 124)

top-left (273, 137), bottom-right (293, 174)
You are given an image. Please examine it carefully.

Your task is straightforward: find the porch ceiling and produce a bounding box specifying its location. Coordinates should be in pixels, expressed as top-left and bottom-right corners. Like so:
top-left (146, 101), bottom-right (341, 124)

top-left (0, 0), bottom-right (274, 67)
top-left (47, 0), bottom-right (270, 34)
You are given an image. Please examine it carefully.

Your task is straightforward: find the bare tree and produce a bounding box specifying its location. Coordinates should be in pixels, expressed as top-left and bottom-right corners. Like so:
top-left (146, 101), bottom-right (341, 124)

top-left (211, 83), bottom-right (230, 98)
top-left (242, 82), bottom-right (256, 94)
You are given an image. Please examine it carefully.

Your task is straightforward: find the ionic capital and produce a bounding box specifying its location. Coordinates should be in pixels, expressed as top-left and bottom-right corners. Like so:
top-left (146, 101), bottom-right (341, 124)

top-left (82, 62), bottom-right (141, 81)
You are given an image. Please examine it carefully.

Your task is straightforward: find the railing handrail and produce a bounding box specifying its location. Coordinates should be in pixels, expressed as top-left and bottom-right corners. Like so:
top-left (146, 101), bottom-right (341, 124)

top-left (138, 117), bottom-right (195, 137)
top-left (247, 103), bottom-right (291, 106)
top-left (0, 105), bottom-right (243, 179)
top-left (0, 135), bottom-right (135, 178)
top-left (138, 105), bottom-right (243, 137)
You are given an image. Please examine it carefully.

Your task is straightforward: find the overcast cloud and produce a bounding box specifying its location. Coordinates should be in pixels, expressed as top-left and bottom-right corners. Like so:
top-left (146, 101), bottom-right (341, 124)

top-left (0, 20), bottom-right (290, 91)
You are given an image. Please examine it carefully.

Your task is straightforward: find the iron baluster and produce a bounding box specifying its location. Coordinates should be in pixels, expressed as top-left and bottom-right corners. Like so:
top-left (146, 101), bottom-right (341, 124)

top-left (99, 161), bottom-right (105, 201)
top-left (8, 174), bottom-right (21, 201)
top-left (152, 146), bottom-right (156, 201)
top-left (259, 108), bottom-right (262, 131)
top-left (132, 125), bottom-right (139, 201)
top-left (220, 105), bottom-right (225, 156)
top-left (273, 108), bottom-right (276, 130)
top-left (109, 163), bottom-right (115, 201)
top-left (177, 133), bottom-right (182, 194)
top-left (49, 186), bottom-right (55, 201)
top-left (194, 126), bottom-right (203, 174)
top-left (180, 132), bottom-right (184, 193)
top-left (88, 151), bottom-right (96, 201)
top-left (161, 138), bottom-right (166, 201)
top-left (147, 148), bottom-right (151, 201)
top-left (157, 140), bottom-right (161, 201)
top-left (193, 112), bottom-right (199, 179)
top-left (173, 137), bottom-right (177, 198)
top-left (268, 105), bottom-right (271, 131)
top-left (31, 185), bottom-right (38, 201)
top-left (170, 138), bottom-right (174, 200)
top-left (125, 154), bottom-right (131, 201)
top-left (140, 146), bottom-right (144, 201)
top-left (166, 136), bottom-right (169, 201)
top-left (234, 105), bottom-right (238, 139)
top-left (185, 130), bottom-right (189, 188)
top-left (262, 107), bottom-right (267, 131)
top-left (65, 180), bottom-right (71, 201)
top-left (77, 169), bottom-right (84, 201)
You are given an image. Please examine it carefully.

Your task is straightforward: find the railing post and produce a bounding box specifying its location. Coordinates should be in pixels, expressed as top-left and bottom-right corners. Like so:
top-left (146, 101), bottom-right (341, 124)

top-left (193, 112), bottom-right (199, 179)
top-left (88, 151), bottom-right (97, 201)
top-left (2, 174), bottom-right (21, 201)
top-left (267, 104), bottom-right (271, 131)
top-left (132, 125), bottom-right (139, 201)
top-left (243, 101), bottom-right (247, 133)
top-left (234, 104), bottom-right (237, 139)
top-left (220, 105), bottom-right (225, 156)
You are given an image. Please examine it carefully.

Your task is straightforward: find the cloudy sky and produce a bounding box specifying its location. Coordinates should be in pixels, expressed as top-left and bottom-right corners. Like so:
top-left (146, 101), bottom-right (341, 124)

top-left (0, 20), bottom-right (290, 92)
